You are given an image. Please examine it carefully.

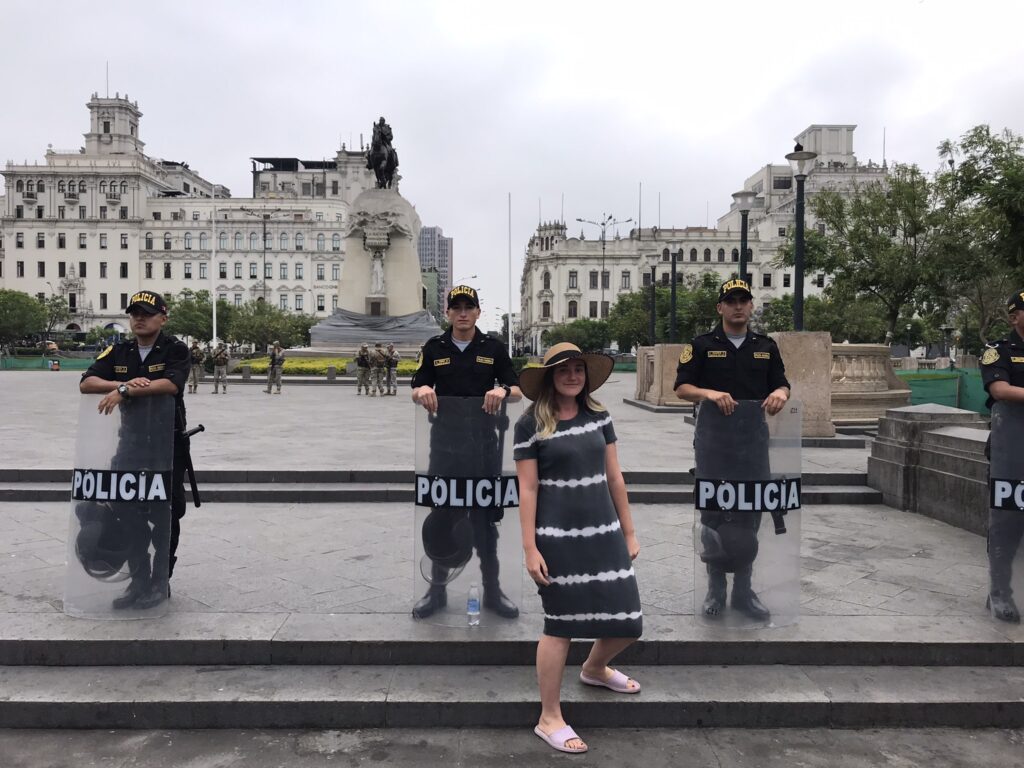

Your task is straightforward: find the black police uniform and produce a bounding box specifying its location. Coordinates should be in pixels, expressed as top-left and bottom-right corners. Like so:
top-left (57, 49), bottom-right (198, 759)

top-left (675, 322), bottom-right (790, 620)
top-left (410, 327), bottom-right (519, 618)
top-left (981, 327), bottom-right (1024, 622)
top-left (82, 330), bottom-right (191, 606)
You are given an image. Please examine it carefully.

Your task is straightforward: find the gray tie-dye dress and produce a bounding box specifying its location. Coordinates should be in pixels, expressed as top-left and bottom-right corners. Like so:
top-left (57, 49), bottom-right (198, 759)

top-left (513, 407), bottom-right (643, 638)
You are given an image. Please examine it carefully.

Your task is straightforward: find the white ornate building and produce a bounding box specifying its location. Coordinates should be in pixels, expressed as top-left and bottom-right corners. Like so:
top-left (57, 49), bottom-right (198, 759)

top-left (0, 93), bottom-right (378, 334)
top-left (518, 125), bottom-right (889, 353)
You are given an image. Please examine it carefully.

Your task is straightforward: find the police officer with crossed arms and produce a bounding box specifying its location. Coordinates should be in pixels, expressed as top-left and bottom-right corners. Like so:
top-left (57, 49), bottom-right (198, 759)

top-left (674, 278), bottom-right (790, 620)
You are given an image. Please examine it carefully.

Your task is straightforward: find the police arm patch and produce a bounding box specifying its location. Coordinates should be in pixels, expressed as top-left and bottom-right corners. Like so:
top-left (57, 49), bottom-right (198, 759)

top-left (95, 345), bottom-right (113, 361)
top-left (981, 348), bottom-right (1000, 366)
top-left (679, 345), bottom-right (693, 364)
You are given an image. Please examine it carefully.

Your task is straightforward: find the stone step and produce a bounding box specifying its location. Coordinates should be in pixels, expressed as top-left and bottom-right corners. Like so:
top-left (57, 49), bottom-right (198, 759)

top-left (2, 614), bottom-right (1018, 668)
top-left (0, 482), bottom-right (882, 504)
top-left (3, 663), bottom-right (1023, 729)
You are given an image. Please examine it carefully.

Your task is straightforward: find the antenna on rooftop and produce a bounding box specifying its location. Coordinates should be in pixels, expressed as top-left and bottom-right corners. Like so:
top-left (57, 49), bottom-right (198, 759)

top-left (105, 62), bottom-right (109, 98)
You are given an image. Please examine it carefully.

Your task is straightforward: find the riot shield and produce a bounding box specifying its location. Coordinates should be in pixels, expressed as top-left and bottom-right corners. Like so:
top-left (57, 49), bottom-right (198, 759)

top-left (63, 395), bottom-right (175, 619)
top-left (693, 399), bottom-right (802, 628)
top-left (413, 396), bottom-right (524, 627)
top-left (987, 402), bottom-right (1024, 621)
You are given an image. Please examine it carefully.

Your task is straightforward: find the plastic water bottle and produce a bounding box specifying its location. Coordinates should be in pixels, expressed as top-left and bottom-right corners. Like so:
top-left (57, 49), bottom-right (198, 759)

top-left (467, 584), bottom-right (481, 626)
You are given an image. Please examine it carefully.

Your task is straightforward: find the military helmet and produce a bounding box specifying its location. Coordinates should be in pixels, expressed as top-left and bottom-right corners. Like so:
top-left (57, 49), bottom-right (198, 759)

top-left (419, 508), bottom-right (473, 584)
top-left (73, 502), bottom-right (135, 581)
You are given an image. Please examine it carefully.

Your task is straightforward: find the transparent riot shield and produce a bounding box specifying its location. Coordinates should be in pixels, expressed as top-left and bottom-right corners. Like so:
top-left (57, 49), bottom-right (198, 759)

top-left (987, 402), bottom-right (1024, 621)
top-left (413, 396), bottom-right (524, 627)
top-left (693, 399), bottom-right (802, 628)
top-left (64, 395), bottom-right (175, 619)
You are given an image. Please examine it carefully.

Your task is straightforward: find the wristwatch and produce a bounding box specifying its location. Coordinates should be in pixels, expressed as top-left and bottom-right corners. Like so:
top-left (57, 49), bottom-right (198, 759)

top-left (117, 384), bottom-right (130, 399)
top-left (500, 384), bottom-right (512, 398)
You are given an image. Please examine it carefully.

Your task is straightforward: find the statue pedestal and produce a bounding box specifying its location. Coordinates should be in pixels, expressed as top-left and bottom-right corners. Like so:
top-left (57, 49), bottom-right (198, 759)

top-left (830, 344), bottom-right (911, 424)
top-left (772, 331), bottom-right (835, 437)
top-left (635, 345), bottom-right (689, 407)
top-left (365, 297), bottom-right (389, 316)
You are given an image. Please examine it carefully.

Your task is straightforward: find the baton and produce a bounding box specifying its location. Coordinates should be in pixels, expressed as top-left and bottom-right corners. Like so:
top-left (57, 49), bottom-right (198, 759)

top-left (183, 424), bottom-right (205, 439)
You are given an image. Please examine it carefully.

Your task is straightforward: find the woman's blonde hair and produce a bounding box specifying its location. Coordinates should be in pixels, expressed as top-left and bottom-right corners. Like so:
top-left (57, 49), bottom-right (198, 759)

top-left (529, 365), bottom-right (606, 438)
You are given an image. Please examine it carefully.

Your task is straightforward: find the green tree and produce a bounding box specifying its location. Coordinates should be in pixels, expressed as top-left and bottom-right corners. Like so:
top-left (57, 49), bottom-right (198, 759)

top-left (228, 300), bottom-right (308, 350)
top-left (41, 294), bottom-right (70, 336)
top-left (0, 289), bottom-right (47, 346)
top-left (759, 293), bottom-right (889, 342)
top-left (541, 318), bottom-right (610, 351)
top-left (165, 290), bottom-right (214, 341)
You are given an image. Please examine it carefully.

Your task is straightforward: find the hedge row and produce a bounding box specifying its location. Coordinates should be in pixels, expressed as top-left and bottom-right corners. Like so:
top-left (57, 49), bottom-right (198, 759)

top-left (245, 356), bottom-right (419, 376)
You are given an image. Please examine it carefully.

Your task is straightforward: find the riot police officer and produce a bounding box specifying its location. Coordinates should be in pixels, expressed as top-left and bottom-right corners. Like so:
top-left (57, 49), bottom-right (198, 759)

top-left (79, 290), bottom-right (193, 610)
top-left (410, 285), bottom-right (523, 619)
top-left (981, 289), bottom-right (1024, 622)
top-left (674, 278), bottom-right (790, 620)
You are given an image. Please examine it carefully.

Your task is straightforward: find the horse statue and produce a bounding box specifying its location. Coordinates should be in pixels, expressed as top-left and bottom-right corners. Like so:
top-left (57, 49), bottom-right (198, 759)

top-left (366, 116), bottom-right (399, 189)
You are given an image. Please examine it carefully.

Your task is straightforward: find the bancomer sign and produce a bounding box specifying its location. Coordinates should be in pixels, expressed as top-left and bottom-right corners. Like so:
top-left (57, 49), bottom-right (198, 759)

top-left (415, 475), bottom-right (519, 508)
top-left (71, 469), bottom-right (171, 503)
top-left (990, 479), bottom-right (1024, 511)
top-left (696, 478), bottom-right (802, 512)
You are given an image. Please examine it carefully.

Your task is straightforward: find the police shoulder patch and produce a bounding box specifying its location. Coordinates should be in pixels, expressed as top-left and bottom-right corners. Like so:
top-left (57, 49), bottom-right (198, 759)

top-left (95, 345), bottom-right (113, 361)
top-left (679, 345), bottom-right (693, 364)
top-left (982, 347), bottom-right (1001, 366)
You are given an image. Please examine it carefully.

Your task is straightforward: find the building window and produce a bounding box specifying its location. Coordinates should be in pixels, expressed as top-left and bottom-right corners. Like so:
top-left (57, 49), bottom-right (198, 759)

top-left (59, 262), bottom-right (66, 278)
top-left (642, 272), bottom-right (651, 287)
top-left (199, 232), bottom-right (208, 250)
top-left (219, 232), bottom-right (228, 249)
top-left (164, 262), bottom-right (172, 279)
top-left (100, 262), bottom-right (107, 278)
top-left (762, 272), bottom-right (772, 288)
top-left (219, 263), bottom-right (227, 279)
top-left (192, 211), bottom-right (200, 221)
top-left (58, 233), bottom-right (66, 249)
top-left (280, 262), bottom-right (288, 279)
top-left (36, 261), bottom-right (45, 277)
top-left (332, 234), bottom-right (341, 251)
top-left (16, 233), bottom-right (24, 249)
top-left (279, 233), bottom-right (288, 251)
top-left (99, 206), bottom-right (107, 220)
top-left (601, 301), bottom-right (609, 318)
top-left (16, 261), bottom-right (24, 277)
top-left (184, 263), bottom-right (193, 279)
top-left (249, 263), bottom-right (257, 279)
top-left (816, 273), bottom-right (826, 288)
top-left (731, 248), bottom-right (739, 262)
top-left (250, 233), bottom-right (259, 250)
top-left (542, 300), bottom-right (551, 319)
top-left (79, 206), bottom-right (86, 219)
top-left (15, 205), bottom-right (25, 219)
top-left (36, 233), bottom-right (45, 248)
top-left (332, 295), bottom-right (338, 310)
top-left (783, 273), bottom-right (791, 288)
top-left (599, 271), bottom-right (607, 290)
top-left (589, 271), bottom-right (598, 289)
top-left (120, 207), bottom-right (128, 220)
top-left (234, 233), bottom-right (242, 250)
top-left (218, 293), bottom-right (226, 302)
top-left (704, 248), bottom-right (711, 262)
top-left (542, 271), bottom-right (551, 290)
top-left (79, 234), bottom-right (87, 249)
top-left (718, 248), bottom-right (725, 262)
top-left (317, 263), bottom-right (325, 280)
top-left (79, 262), bottom-right (87, 278)
top-left (234, 294), bottom-right (242, 307)
top-left (184, 233), bottom-right (193, 250)
top-left (295, 233), bottom-right (304, 251)
top-left (153, 212), bottom-right (162, 221)
top-left (121, 234), bottom-right (129, 249)
top-left (100, 234), bottom-right (108, 249)
top-left (120, 262), bottom-right (128, 278)
top-left (234, 263), bottom-right (242, 279)
top-left (295, 263), bottom-right (304, 279)
top-left (280, 295), bottom-right (288, 310)
top-left (265, 262), bottom-right (273, 279)
top-left (120, 293), bottom-right (128, 310)
top-left (588, 301), bottom-right (597, 318)
top-left (568, 300), bottom-right (578, 318)
top-left (661, 272), bottom-right (670, 286)
top-left (145, 233), bottom-right (153, 250)
top-left (332, 264), bottom-right (340, 280)
top-left (778, 227), bottom-right (787, 238)
top-left (568, 270), bottom-right (577, 289)
top-left (621, 271), bottom-right (631, 289)
top-left (317, 294), bottom-right (325, 311)
top-left (295, 295), bottom-right (303, 311)
top-left (58, 206), bottom-right (65, 219)
top-left (100, 293), bottom-right (108, 310)
top-left (315, 234), bottom-right (324, 251)
top-left (264, 232), bottom-right (272, 250)
top-left (163, 233), bottom-right (172, 250)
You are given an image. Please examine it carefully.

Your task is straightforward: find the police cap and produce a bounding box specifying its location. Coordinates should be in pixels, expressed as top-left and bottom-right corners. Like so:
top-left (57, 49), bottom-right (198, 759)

top-left (718, 278), bottom-right (753, 303)
top-left (447, 285), bottom-right (480, 308)
top-left (1008, 290), bottom-right (1024, 314)
top-left (126, 291), bottom-right (168, 316)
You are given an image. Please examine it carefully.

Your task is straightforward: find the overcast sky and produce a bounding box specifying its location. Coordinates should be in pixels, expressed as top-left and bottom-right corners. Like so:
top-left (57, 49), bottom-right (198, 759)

top-left (2, 0), bottom-right (1022, 330)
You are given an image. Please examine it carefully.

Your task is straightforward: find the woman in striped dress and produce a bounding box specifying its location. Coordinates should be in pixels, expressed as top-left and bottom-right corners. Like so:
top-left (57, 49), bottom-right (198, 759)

top-left (514, 343), bottom-right (642, 754)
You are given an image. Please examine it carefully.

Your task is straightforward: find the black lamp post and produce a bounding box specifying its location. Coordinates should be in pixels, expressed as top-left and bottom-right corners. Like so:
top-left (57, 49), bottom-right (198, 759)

top-left (732, 190), bottom-right (757, 283)
top-left (939, 324), bottom-right (953, 358)
top-left (669, 250), bottom-right (679, 343)
top-left (905, 323), bottom-right (913, 354)
top-left (648, 259), bottom-right (657, 346)
top-left (785, 143), bottom-right (817, 331)
top-left (577, 214), bottom-right (632, 320)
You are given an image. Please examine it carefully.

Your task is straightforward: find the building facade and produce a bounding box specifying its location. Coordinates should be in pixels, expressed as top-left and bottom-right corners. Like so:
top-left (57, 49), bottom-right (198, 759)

top-left (518, 125), bottom-right (889, 353)
top-left (0, 94), bottom-right (378, 335)
top-left (417, 225), bottom-right (452, 320)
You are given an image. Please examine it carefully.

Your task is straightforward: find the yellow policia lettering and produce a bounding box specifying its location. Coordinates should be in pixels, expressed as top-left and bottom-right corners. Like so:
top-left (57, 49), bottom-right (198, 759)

top-left (707, 350), bottom-right (728, 358)
top-left (476, 356), bottom-right (494, 365)
top-left (114, 366), bottom-right (128, 374)
top-left (679, 345), bottom-right (693, 364)
top-left (96, 345), bottom-right (113, 360)
top-left (434, 357), bottom-right (451, 367)
top-left (981, 348), bottom-right (1000, 366)
top-left (753, 352), bottom-right (771, 360)
top-left (148, 363), bottom-right (166, 372)
top-left (450, 286), bottom-right (475, 299)
top-left (129, 291), bottom-right (156, 306)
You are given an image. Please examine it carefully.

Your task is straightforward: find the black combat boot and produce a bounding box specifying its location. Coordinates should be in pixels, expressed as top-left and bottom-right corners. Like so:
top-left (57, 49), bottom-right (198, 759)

top-left (112, 553), bottom-right (151, 610)
top-left (136, 550), bottom-right (170, 610)
top-left (731, 567), bottom-right (771, 621)
top-left (480, 555), bottom-right (519, 619)
top-left (987, 591), bottom-right (1020, 623)
top-left (412, 585), bottom-right (447, 619)
top-left (702, 566), bottom-right (727, 617)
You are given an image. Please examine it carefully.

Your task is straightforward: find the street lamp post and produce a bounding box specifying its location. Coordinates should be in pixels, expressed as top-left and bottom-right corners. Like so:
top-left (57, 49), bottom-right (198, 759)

top-left (669, 250), bottom-right (679, 343)
top-left (240, 206), bottom-right (282, 303)
top-left (785, 143), bottom-right (818, 331)
top-left (905, 323), bottom-right (913, 355)
top-left (646, 256), bottom-right (658, 346)
top-left (576, 214), bottom-right (632, 321)
top-left (731, 190), bottom-right (757, 283)
top-left (939, 324), bottom-right (953, 358)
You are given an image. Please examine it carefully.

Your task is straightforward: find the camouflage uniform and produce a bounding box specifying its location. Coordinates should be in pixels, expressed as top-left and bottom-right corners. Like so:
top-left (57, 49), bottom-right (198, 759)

top-left (355, 344), bottom-right (371, 395)
top-left (212, 344), bottom-right (229, 394)
top-left (266, 343), bottom-right (285, 394)
top-left (370, 343), bottom-right (387, 396)
top-left (188, 343), bottom-right (205, 393)
top-left (386, 344), bottom-right (401, 395)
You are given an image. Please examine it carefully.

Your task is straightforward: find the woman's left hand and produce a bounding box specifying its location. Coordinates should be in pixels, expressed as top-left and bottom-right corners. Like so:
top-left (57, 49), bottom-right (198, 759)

top-left (624, 532), bottom-right (640, 561)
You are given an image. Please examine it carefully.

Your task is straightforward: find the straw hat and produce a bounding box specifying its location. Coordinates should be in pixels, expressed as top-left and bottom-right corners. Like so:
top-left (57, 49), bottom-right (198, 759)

top-left (518, 342), bottom-right (614, 401)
